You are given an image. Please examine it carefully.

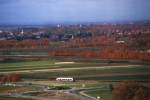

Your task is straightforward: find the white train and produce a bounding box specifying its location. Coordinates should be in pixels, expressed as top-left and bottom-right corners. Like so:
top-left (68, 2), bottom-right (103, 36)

top-left (56, 77), bottom-right (75, 82)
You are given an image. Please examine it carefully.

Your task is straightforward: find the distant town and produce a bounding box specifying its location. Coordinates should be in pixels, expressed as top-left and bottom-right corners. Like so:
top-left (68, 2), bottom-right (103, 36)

top-left (0, 23), bottom-right (149, 61)
top-left (0, 24), bottom-right (93, 41)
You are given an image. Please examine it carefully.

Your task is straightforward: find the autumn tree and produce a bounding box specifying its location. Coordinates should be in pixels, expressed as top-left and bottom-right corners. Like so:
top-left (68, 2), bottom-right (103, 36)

top-left (111, 81), bottom-right (150, 100)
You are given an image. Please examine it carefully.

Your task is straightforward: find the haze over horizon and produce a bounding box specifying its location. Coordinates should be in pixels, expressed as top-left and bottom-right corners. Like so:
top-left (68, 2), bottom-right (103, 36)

top-left (0, 0), bottom-right (150, 25)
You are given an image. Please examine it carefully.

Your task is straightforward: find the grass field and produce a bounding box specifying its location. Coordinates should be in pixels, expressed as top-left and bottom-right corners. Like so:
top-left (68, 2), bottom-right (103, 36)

top-left (0, 59), bottom-right (150, 100)
top-left (20, 66), bottom-right (150, 81)
top-left (0, 51), bottom-right (48, 56)
top-left (0, 59), bottom-right (111, 72)
top-left (0, 59), bottom-right (138, 72)
top-left (85, 89), bottom-right (111, 100)
top-left (0, 96), bottom-right (34, 100)
top-left (0, 59), bottom-right (150, 81)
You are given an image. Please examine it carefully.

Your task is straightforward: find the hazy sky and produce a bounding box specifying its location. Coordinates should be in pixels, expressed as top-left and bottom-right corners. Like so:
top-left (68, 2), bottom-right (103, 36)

top-left (0, 0), bottom-right (150, 25)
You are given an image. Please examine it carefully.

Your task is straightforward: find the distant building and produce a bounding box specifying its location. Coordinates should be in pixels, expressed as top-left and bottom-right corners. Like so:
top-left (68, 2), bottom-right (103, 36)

top-left (0, 30), bottom-right (2, 33)
top-left (21, 29), bottom-right (24, 35)
top-left (57, 24), bottom-right (61, 28)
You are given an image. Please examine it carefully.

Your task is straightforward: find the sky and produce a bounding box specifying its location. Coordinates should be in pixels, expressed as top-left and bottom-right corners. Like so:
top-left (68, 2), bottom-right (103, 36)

top-left (0, 0), bottom-right (150, 25)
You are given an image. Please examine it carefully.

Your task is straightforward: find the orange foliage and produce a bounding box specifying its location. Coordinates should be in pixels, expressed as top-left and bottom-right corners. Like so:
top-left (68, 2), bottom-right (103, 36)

top-left (0, 39), bottom-right (50, 50)
top-left (111, 81), bottom-right (150, 100)
top-left (49, 46), bottom-right (150, 61)
top-left (0, 74), bottom-right (21, 83)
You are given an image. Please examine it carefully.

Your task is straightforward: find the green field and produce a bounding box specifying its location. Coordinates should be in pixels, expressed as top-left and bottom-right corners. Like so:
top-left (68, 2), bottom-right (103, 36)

top-left (20, 66), bottom-right (150, 81)
top-left (0, 59), bottom-right (111, 72)
top-left (0, 51), bottom-right (48, 56)
top-left (0, 60), bottom-right (56, 71)
top-left (0, 59), bottom-right (150, 81)
top-left (0, 96), bottom-right (34, 100)
top-left (85, 89), bottom-right (111, 100)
